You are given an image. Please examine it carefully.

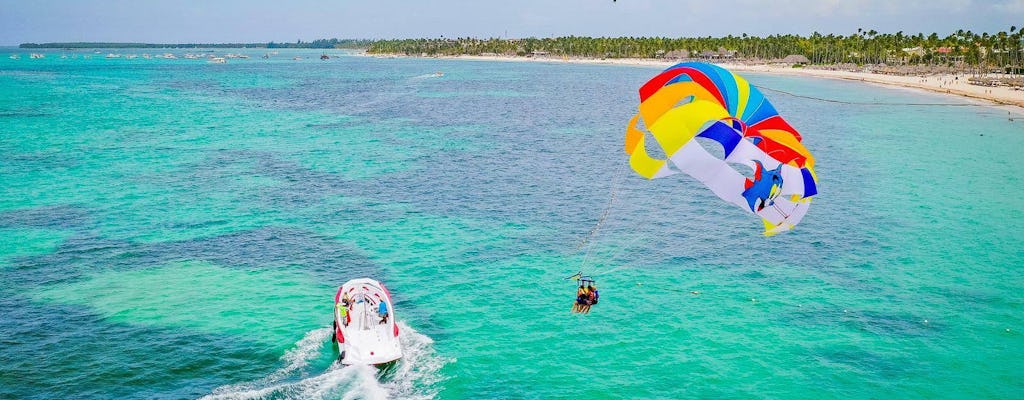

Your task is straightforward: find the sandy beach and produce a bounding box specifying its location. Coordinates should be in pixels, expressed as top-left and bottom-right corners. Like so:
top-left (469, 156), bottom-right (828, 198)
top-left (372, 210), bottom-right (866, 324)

top-left (721, 63), bottom-right (1024, 110)
top-left (377, 53), bottom-right (1024, 111)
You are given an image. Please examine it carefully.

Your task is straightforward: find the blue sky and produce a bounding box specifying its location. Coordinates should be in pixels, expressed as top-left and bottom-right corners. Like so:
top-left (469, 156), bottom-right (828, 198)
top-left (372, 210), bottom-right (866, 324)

top-left (2, 0), bottom-right (1022, 45)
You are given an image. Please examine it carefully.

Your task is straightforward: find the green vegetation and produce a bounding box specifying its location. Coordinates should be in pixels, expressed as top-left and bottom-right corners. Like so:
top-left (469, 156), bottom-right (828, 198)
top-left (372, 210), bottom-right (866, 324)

top-left (367, 28), bottom-right (1024, 70)
top-left (21, 28), bottom-right (1024, 71)
top-left (267, 39), bottom-right (374, 49)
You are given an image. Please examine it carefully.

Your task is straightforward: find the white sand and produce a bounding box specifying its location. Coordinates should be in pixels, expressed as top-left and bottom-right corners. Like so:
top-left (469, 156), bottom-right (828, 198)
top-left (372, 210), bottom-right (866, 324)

top-left (719, 63), bottom-right (1024, 109)
top-left (375, 54), bottom-right (1024, 111)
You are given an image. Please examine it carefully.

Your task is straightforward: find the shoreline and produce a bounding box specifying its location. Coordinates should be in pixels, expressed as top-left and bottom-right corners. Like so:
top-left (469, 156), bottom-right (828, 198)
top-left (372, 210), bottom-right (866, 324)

top-left (374, 53), bottom-right (1024, 112)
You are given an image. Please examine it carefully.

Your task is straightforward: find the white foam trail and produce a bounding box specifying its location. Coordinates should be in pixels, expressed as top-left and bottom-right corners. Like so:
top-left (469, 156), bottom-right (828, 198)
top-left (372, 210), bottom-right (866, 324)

top-left (340, 365), bottom-right (389, 400)
top-left (273, 327), bottom-right (333, 380)
top-left (200, 322), bottom-right (449, 400)
top-left (203, 327), bottom-right (332, 399)
top-left (380, 321), bottom-right (452, 400)
top-left (202, 363), bottom-right (384, 400)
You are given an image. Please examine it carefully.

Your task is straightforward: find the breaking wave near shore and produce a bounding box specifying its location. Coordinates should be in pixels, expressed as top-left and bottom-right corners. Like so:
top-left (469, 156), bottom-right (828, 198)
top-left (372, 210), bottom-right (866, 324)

top-left (202, 322), bottom-right (449, 400)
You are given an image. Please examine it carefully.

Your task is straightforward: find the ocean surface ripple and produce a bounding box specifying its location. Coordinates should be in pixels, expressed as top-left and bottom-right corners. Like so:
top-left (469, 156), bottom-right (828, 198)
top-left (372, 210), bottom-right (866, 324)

top-left (1, 49), bottom-right (1022, 399)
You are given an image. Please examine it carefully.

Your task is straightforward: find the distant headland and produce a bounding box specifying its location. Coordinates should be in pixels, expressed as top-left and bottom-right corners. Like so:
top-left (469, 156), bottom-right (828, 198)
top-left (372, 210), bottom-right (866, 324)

top-left (21, 28), bottom-right (1023, 76)
top-left (19, 39), bottom-right (373, 49)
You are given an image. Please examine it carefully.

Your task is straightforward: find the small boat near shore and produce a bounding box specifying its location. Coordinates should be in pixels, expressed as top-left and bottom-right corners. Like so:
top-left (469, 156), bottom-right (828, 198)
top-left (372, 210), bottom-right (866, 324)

top-left (332, 278), bottom-right (402, 367)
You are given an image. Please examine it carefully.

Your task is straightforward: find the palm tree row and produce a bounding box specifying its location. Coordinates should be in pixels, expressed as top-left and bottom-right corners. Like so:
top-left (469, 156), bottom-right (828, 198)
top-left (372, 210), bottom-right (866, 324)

top-left (367, 27), bottom-right (1024, 72)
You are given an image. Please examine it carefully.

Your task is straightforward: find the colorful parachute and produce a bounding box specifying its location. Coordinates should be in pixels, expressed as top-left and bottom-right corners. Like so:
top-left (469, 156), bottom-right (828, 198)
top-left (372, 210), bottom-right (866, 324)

top-left (625, 62), bottom-right (817, 236)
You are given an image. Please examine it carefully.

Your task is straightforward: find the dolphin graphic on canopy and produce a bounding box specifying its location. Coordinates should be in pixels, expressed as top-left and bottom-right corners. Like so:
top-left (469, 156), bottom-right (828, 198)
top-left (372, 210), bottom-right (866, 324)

top-left (624, 62), bottom-right (818, 236)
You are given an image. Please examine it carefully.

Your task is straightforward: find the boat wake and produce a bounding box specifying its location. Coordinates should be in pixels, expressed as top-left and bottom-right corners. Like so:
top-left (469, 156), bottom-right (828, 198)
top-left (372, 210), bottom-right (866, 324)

top-left (410, 73), bottom-right (444, 79)
top-left (201, 322), bottom-right (449, 400)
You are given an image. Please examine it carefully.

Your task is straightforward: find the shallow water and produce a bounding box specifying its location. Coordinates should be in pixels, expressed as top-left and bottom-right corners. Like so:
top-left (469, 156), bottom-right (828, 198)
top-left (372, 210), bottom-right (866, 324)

top-left (1, 49), bottom-right (1022, 399)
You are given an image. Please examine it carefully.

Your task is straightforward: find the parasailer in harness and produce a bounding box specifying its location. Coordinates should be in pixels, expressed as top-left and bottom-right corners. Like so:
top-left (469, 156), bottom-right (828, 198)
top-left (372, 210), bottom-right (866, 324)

top-left (567, 272), bottom-right (599, 314)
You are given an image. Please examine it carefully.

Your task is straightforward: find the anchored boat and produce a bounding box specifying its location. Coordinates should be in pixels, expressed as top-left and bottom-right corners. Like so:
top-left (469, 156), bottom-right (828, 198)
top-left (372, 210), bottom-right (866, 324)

top-left (332, 278), bottom-right (402, 366)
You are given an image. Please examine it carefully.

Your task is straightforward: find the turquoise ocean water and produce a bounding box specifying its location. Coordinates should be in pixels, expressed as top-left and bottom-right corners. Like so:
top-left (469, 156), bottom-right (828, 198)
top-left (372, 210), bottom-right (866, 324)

top-left (1, 48), bottom-right (1022, 399)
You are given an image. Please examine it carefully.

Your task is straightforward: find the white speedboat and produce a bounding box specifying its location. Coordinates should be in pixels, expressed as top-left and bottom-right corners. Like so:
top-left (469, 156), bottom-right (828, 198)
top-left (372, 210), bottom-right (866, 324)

top-left (332, 278), bottom-right (402, 366)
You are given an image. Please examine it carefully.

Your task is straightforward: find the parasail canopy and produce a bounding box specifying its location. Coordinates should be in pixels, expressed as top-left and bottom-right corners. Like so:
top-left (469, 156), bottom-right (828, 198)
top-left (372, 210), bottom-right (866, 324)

top-left (625, 62), bottom-right (818, 236)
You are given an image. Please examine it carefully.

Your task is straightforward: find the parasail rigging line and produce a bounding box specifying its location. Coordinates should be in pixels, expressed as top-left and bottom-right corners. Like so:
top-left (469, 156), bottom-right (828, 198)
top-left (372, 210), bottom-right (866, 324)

top-left (754, 84), bottom-right (989, 107)
top-left (576, 160), bottom-right (632, 251)
top-left (577, 161), bottom-right (631, 271)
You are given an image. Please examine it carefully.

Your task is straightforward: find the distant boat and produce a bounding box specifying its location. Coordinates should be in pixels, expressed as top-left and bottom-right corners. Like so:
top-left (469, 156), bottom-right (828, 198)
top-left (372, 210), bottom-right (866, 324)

top-left (208, 57), bottom-right (226, 64)
top-left (293, 56), bottom-right (303, 60)
top-left (163, 53), bottom-right (176, 59)
top-left (262, 53), bottom-right (270, 59)
top-left (125, 54), bottom-right (137, 59)
top-left (30, 53), bottom-right (44, 59)
top-left (105, 53), bottom-right (121, 59)
top-left (433, 71), bottom-right (444, 77)
top-left (9, 54), bottom-right (20, 60)
top-left (321, 53), bottom-right (329, 60)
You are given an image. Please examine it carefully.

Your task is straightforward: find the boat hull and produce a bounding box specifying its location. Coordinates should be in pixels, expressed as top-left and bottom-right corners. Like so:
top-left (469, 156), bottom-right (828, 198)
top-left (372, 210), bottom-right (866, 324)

top-left (333, 278), bottom-right (402, 366)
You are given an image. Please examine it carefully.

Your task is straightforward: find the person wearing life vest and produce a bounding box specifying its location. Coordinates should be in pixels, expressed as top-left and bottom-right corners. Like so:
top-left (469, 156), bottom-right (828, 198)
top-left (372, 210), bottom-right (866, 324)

top-left (378, 300), bottom-right (389, 324)
top-left (337, 302), bottom-right (350, 326)
top-left (573, 286), bottom-right (591, 313)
